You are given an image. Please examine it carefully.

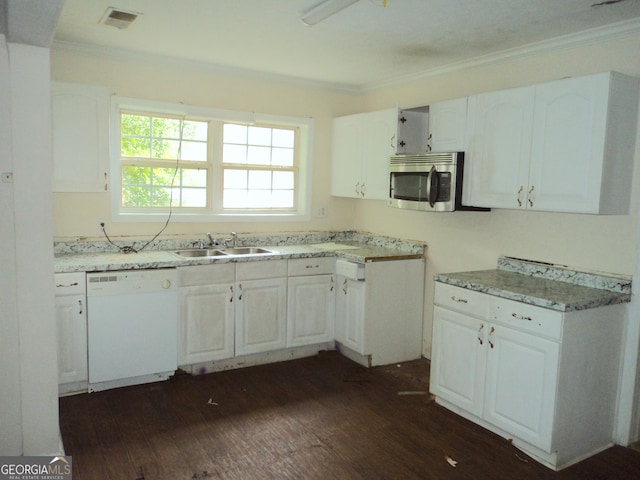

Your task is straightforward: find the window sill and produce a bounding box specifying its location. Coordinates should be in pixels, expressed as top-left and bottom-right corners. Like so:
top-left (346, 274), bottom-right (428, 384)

top-left (112, 211), bottom-right (311, 223)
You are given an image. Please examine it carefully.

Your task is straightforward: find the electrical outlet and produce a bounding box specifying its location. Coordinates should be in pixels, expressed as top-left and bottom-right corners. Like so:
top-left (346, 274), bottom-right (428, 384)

top-left (315, 205), bottom-right (327, 218)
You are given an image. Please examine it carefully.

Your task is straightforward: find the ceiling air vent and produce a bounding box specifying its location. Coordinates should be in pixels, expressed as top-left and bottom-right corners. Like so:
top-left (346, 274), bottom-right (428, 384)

top-left (99, 7), bottom-right (140, 29)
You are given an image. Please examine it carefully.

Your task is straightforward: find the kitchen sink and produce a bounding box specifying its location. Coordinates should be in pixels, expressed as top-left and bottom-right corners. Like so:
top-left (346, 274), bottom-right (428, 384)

top-left (173, 247), bottom-right (275, 257)
top-left (173, 248), bottom-right (229, 257)
top-left (222, 247), bottom-right (274, 255)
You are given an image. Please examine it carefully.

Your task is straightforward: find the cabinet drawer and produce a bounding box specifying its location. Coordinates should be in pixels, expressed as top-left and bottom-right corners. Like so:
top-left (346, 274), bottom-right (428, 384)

top-left (54, 272), bottom-right (86, 295)
top-left (288, 257), bottom-right (335, 276)
top-left (434, 282), bottom-right (489, 319)
top-left (179, 263), bottom-right (235, 287)
top-left (491, 297), bottom-right (563, 341)
top-left (236, 259), bottom-right (288, 281)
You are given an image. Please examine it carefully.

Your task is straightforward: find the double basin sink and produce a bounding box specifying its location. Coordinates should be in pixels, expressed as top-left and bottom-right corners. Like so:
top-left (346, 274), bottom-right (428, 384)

top-left (173, 246), bottom-right (275, 258)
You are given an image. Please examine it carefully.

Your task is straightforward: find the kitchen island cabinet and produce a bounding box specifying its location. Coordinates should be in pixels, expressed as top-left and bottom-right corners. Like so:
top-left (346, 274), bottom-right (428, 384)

top-left (430, 280), bottom-right (625, 470)
top-left (464, 71), bottom-right (639, 214)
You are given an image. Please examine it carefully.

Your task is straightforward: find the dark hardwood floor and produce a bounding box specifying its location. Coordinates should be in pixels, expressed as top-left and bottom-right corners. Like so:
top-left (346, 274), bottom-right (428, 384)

top-left (59, 351), bottom-right (640, 479)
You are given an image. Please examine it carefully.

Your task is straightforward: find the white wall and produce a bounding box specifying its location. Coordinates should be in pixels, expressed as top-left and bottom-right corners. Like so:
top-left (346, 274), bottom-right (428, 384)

top-left (0, 41), bottom-right (61, 456)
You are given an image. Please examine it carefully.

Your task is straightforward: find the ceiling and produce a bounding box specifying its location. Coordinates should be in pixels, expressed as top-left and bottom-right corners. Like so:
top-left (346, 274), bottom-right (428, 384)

top-left (52, 0), bottom-right (640, 91)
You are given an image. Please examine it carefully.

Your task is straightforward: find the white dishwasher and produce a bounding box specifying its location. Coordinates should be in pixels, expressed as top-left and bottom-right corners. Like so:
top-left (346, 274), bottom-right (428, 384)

top-left (86, 269), bottom-right (178, 392)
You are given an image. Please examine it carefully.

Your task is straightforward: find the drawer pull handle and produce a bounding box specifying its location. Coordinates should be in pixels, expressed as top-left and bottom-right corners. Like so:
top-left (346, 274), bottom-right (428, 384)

top-left (451, 296), bottom-right (468, 303)
top-left (305, 265), bottom-right (319, 269)
top-left (477, 324), bottom-right (484, 345)
top-left (56, 282), bottom-right (79, 288)
top-left (511, 313), bottom-right (532, 321)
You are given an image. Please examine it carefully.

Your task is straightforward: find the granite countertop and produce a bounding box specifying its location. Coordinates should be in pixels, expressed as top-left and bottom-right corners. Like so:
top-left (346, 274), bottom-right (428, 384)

top-left (435, 257), bottom-right (631, 312)
top-left (54, 237), bottom-right (425, 273)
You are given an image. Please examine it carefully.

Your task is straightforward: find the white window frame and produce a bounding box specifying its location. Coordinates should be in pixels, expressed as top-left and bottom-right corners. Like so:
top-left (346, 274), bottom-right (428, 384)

top-left (109, 96), bottom-right (313, 222)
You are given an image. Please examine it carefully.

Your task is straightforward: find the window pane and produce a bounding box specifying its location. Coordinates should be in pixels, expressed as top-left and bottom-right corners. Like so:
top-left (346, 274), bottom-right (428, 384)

top-left (181, 140), bottom-right (207, 161)
top-left (153, 117), bottom-right (181, 139)
top-left (122, 166), bottom-right (150, 185)
top-left (182, 169), bottom-right (207, 187)
top-left (273, 171), bottom-right (294, 189)
top-left (151, 139), bottom-right (180, 159)
top-left (183, 120), bottom-right (208, 141)
top-left (121, 114), bottom-right (150, 136)
top-left (272, 129), bottom-right (294, 147)
top-left (248, 170), bottom-right (272, 189)
top-left (248, 126), bottom-right (272, 146)
top-left (223, 144), bottom-right (247, 164)
top-left (122, 137), bottom-right (150, 158)
top-left (224, 169), bottom-right (247, 189)
top-left (224, 124), bottom-right (247, 144)
top-left (122, 186), bottom-right (151, 207)
top-left (151, 187), bottom-right (173, 207)
top-left (223, 189), bottom-right (248, 209)
top-left (272, 190), bottom-right (294, 208)
top-left (181, 188), bottom-right (207, 207)
top-left (272, 147), bottom-right (294, 167)
top-left (152, 168), bottom-right (176, 186)
top-left (247, 189), bottom-right (270, 208)
top-left (248, 146), bottom-right (271, 165)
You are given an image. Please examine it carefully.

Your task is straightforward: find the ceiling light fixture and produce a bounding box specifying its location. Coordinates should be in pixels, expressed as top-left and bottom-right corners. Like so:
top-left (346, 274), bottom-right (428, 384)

top-left (300, 0), bottom-right (360, 26)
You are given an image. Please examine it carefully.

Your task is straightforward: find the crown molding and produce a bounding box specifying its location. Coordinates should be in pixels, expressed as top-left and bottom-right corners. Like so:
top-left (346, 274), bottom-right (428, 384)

top-left (362, 17), bottom-right (640, 92)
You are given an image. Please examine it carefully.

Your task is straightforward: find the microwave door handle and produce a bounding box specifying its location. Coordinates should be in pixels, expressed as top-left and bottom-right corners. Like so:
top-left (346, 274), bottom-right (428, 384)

top-left (428, 166), bottom-right (439, 208)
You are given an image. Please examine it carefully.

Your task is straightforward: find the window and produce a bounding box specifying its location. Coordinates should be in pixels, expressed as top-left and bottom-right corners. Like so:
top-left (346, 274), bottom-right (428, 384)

top-left (110, 97), bottom-right (313, 222)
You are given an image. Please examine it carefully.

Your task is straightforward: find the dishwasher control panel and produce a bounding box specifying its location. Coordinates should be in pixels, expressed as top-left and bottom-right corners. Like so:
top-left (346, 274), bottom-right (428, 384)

top-left (86, 269), bottom-right (177, 295)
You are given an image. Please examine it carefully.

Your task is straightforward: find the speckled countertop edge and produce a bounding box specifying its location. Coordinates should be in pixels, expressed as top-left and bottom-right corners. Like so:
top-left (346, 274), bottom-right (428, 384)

top-left (435, 257), bottom-right (631, 312)
top-left (54, 232), bottom-right (426, 273)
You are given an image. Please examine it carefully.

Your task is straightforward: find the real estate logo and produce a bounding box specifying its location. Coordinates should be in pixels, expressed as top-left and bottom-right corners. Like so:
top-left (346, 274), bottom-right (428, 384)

top-left (0, 456), bottom-right (72, 480)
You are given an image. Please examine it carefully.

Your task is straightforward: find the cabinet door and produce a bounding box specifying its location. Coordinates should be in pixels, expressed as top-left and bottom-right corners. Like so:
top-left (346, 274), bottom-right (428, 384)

top-left (528, 74), bottom-right (608, 213)
top-left (335, 276), bottom-right (366, 354)
top-left (430, 306), bottom-right (486, 418)
top-left (361, 108), bottom-right (397, 199)
top-left (51, 82), bottom-right (109, 192)
top-left (430, 98), bottom-right (468, 152)
top-left (287, 275), bottom-right (335, 347)
top-left (466, 87), bottom-right (534, 209)
top-left (331, 113), bottom-right (363, 198)
top-left (235, 278), bottom-right (287, 355)
top-left (484, 324), bottom-right (559, 451)
top-left (55, 295), bottom-right (88, 385)
top-left (178, 284), bottom-right (235, 365)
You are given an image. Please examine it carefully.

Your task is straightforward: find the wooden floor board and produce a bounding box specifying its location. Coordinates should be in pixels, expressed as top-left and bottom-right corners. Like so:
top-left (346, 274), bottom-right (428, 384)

top-left (59, 351), bottom-right (640, 479)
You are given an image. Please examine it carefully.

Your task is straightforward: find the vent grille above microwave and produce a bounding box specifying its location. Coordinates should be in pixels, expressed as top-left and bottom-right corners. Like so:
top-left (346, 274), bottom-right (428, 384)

top-left (390, 152), bottom-right (460, 166)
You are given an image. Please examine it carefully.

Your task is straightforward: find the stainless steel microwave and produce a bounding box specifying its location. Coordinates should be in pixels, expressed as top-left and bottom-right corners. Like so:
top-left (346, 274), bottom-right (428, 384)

top-left (388, 152), bottom-right (488, 212)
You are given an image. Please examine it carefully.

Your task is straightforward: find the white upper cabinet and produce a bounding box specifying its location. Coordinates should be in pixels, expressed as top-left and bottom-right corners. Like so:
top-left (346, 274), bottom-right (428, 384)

top-left (429, 97), bottom-right (468, 152)
top-left (331, 108), bottom-right (397, 199)
top-left (465, 72), bottom-right (639, 213)
top-left (51, 82), bottom-right (110, 192)
top-left (396, 107), bottom-right (430, 153)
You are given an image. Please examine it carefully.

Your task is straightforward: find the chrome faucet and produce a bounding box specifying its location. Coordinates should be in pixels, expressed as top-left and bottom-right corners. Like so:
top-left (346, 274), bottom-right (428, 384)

top-left (225, 232), bottom-right (237, 248)
top-left (207, 232), bottom-right (216, 246)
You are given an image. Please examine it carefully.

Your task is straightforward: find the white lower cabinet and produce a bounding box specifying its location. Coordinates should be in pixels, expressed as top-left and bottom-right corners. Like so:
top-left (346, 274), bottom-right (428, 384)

top-left (235, 260), bottom-right (288, 356)
top-left (54, 272), bottom-right (88, 393)
top-left (335, 259), bottom-right (425, 367)
top-left (178, 264), bottom-right (235, 365)
top-left (430, 282), bottom-right (624, 470)
top-left (287, 257), bottom-right (335, 347)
